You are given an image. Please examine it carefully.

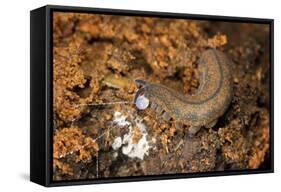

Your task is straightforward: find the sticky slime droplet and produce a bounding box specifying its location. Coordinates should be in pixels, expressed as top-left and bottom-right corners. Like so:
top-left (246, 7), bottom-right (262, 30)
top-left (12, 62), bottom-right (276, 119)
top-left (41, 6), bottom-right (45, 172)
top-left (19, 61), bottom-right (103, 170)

top-left (135, 95), bottom-right (149, 110)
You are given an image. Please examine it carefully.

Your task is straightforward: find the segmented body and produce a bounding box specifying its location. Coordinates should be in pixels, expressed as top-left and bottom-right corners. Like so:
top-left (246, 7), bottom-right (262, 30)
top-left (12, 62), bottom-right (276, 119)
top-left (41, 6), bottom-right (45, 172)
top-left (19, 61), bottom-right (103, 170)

top-left (134, 49), bottom-right (233, 132)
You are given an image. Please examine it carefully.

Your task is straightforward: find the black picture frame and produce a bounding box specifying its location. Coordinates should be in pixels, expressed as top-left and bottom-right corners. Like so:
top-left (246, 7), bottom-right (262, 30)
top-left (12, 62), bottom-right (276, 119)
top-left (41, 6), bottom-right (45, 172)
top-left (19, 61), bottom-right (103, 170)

top-left (30, 5), bottom-right (274, 187)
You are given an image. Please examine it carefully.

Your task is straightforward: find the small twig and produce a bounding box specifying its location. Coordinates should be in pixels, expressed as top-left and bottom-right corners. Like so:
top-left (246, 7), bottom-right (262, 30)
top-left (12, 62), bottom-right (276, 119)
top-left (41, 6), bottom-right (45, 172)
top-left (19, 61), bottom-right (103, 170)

top-left (74, 101), bottom-right (133, 108)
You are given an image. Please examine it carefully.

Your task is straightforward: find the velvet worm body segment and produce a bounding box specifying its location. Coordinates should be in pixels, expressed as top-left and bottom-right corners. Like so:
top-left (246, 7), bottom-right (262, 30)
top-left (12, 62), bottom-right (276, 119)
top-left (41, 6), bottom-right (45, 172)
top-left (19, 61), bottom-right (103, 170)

top-left (134, 49), bottom-right (233, 133)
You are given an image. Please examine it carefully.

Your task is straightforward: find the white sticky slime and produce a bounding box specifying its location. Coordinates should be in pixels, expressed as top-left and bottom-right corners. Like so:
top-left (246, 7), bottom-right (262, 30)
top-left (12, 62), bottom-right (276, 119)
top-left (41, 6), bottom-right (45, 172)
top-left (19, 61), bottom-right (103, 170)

top-left (112, 111), bottom-right (151, 160)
